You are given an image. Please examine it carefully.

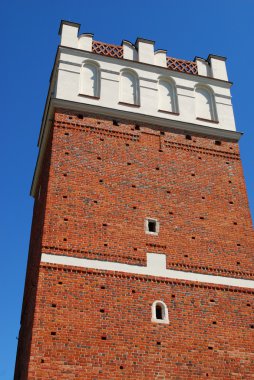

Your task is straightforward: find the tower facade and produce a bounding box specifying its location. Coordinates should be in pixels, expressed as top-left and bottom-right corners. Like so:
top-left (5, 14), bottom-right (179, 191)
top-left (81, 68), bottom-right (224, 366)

top-left (15, 21), bottom-right (254, 379)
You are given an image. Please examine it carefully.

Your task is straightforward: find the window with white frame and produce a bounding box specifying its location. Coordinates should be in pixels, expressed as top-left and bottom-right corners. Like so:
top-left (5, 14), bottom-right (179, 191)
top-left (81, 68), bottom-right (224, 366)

top-left (195, 85), bottom-right (217, 121)
top-left (145, 218), bottom-right (159, 235)
top-left (151, 301), bottom-right (169, 324)
top-left (158, 78), bottom-right (178, 114)
top-left (80, 61), bottom-right (100, 98)
top-left (119, 69), bottom-right (139, 105)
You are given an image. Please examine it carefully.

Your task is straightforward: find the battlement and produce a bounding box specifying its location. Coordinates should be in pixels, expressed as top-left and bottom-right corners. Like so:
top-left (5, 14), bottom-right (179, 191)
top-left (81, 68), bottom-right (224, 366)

top-left (59, 20), bottom-right (228, 80)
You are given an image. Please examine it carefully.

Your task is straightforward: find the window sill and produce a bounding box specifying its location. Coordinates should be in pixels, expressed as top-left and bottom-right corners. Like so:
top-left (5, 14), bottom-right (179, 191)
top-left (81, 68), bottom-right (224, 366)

top-left (145, 231), bottom-right (159, 236)
top-left (151, 318), bottom-right (169, 324)
top-left (158, 109), bottom-right (180, 116)
top-left (196, 117), bottom-right (219, 124)
top-left (78, 93), bottom-right (100, 99)
top-left (118, 101), bottom-right (140, 108)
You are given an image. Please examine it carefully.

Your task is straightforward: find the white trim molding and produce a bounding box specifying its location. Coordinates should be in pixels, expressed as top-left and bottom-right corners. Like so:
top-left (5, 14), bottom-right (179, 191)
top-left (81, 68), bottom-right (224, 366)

top-left (41, 252), bottom-right (254, 289)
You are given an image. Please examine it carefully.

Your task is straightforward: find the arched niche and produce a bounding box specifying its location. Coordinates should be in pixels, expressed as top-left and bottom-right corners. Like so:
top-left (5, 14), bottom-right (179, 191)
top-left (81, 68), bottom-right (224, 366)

top-left (151, 300), bottom-right (169, 324)
top-left (195, 85), bottom-right (217, 121)
top-left (119, 69), bottom-right (139, 105)
top-left (80, 61), bottom-right (100, 98)
top-left (158, 78), bottom-right (178, 114)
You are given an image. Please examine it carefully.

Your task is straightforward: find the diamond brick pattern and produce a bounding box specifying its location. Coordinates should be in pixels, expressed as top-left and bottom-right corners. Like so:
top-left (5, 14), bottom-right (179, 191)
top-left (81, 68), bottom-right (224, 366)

top-left (92, 40), bottom-right (123, 59)
top-left (92, 40), bottom-right (198, 75)
top-left (167, 57), bottom-right (198, 75)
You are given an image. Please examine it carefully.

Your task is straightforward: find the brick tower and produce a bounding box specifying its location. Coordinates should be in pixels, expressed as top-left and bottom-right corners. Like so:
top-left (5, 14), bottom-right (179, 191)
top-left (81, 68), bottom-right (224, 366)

top-left (15, 21), bottom-right (254, 379)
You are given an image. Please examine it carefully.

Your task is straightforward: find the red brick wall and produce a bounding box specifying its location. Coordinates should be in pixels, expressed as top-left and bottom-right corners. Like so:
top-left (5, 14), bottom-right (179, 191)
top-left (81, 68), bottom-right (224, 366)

top-left (27, 264), bottom-right (254, 379)
top-left (42, 110), bottom-right (254, 278)
top-left (14, 130), bottom-right (53, 380)
top-left (15, 110), bottom-right (254, 379)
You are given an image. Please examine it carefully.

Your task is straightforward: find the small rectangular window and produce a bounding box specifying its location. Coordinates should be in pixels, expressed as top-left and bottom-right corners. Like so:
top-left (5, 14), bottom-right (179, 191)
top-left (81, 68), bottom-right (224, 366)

top-left (145, 218), bottom-right (159, 235)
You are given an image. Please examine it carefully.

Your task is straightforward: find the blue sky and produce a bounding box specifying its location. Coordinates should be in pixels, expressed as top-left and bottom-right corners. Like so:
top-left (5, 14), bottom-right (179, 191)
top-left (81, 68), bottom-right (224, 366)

top-left (1, 0), bottom-right (253, 378)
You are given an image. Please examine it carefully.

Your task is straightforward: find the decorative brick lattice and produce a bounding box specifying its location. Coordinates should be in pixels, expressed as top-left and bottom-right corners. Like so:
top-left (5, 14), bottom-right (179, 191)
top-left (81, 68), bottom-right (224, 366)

top-left (167, 57), bottom-right (198, 75)
top-left (92, 40), bottom-right (197, 75)
top-left (92, 40), bottom-right (123, 59)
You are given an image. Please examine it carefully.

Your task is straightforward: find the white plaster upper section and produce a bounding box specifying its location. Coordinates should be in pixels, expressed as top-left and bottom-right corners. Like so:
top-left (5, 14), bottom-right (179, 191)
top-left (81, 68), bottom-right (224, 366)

top-left (55, 48), bottom-right (236, 132)
top-left (41, 253), bottom-right (254, 289)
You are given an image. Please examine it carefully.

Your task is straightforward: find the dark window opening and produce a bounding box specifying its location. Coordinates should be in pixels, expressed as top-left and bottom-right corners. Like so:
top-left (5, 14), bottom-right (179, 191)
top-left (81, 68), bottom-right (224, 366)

top-left (156, 304), bottom-right (163, 320)
top-left (186, 135), bottom-right (192, 140)
top-left (113, 120), bottom-right (119, 126)
top-left (148, 220), bottom-right (156, 233)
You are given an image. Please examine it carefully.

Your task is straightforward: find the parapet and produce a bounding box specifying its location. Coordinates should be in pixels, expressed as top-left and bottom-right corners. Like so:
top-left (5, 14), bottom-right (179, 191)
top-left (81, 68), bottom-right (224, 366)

top-left (58, 20), bottom-right (228, 81)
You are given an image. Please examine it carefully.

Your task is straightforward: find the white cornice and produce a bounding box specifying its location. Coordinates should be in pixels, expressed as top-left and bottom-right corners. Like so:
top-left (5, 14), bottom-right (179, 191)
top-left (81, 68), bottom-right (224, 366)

top-left (52, 98), bottom-right (242, 140)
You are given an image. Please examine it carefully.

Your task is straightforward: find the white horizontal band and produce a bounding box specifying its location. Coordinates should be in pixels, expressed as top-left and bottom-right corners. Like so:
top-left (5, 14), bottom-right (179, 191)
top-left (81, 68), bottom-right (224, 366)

top-left (41, 253), bottom-right (254, 289)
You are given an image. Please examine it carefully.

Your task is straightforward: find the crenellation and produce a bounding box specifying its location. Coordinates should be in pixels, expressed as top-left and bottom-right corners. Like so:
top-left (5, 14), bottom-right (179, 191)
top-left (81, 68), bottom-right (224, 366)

top-left (58, 20), bottom-right (230, 82)
top-left (77, 33), bottom-right (93, 51)
top-left (154, 50), bottom-right (167, 67)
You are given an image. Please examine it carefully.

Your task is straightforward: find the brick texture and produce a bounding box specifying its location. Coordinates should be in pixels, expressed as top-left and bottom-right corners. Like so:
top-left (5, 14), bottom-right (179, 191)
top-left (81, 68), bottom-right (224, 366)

top-left (14, 110), bottom-right (254, 379)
